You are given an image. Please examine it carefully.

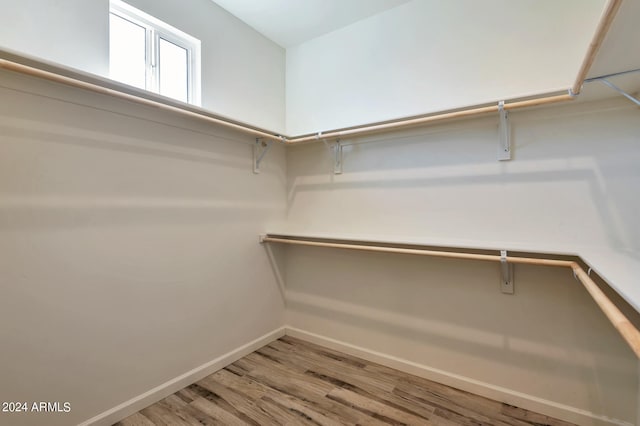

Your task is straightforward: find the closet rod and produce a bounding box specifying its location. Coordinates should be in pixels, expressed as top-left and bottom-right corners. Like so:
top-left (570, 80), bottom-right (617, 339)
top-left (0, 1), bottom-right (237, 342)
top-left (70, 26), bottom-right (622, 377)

top-left (0, 58), bottom-right (285, 143)
top-left (261, 236), bottom-right (640, 359)
top-left (0, 52), bottom-right (573, 145)
top-left (285, 94), bottom-right (574, 144)
top-left (571, 0), bottom-right (623, 95)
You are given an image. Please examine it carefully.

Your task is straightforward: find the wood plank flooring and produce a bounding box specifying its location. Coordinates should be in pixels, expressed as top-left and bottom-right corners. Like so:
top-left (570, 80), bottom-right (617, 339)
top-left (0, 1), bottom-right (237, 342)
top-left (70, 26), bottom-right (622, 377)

top-left (114, 336), bottom-right (575, 425)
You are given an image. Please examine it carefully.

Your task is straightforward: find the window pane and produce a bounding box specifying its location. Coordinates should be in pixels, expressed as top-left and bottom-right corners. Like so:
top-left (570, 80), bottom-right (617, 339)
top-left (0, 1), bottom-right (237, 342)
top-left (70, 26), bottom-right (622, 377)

top-left (109, 13), bottom-right (146, 89)
top-left (159, 38), bottom-right (188, 103)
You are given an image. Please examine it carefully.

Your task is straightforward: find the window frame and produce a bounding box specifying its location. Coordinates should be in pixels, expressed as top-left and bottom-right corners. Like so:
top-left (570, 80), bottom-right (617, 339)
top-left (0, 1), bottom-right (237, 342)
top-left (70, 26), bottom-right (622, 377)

top-left (109, 0), bottom-right (201, 106)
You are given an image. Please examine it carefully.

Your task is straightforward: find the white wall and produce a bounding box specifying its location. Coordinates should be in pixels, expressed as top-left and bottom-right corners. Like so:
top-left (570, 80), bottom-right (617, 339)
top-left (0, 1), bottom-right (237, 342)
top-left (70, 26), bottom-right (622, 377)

top-left (285, 99), bottom-right (640, 255)
top-left (283, 97), bottom-right (640, 424)
top-left (285, 0), bottom-right (606, 135)
top-left (0, 0), bottom-right (286, 132)
top-left (0, 0), bottom-right (109, 76)
top-left (0, 68), bottom-right (286, 426)
top-left (125, 0), bottom-right (285, 132)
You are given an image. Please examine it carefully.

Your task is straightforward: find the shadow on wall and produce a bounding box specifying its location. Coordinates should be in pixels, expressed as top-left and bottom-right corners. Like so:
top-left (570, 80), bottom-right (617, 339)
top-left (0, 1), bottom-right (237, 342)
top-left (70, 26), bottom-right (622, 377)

top-left (285, 99), bottom-right (640, 254)
top-left (0, 81), bottom-right (287, 231)
top-left (0, 90), bottom-right (253, 169)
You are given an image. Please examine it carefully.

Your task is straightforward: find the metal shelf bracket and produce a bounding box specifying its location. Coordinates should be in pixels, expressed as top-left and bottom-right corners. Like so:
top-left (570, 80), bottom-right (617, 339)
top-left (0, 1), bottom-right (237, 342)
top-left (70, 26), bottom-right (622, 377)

top-left (253, 138), bottom-right (274, 174)
top-left (598, 79), bottom-right (640, 107)
top-left (333, 140), bottom-right (343, 174)
top-left (498, 101), bottom-right (511, 161)
top-left (318, 133), bottom-right (343, 174)
top-left (500, 250), bottom-right (514, 294)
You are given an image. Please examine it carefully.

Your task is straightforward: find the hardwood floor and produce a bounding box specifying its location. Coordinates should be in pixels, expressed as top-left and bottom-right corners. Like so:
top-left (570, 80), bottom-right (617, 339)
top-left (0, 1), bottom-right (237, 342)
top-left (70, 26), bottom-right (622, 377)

top-left (114, 336), bottom-right (575, 425)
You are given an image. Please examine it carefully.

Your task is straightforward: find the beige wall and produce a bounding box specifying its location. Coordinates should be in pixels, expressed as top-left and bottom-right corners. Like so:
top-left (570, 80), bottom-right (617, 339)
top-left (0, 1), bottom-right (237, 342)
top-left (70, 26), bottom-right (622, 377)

top-left (0, 69), bottom-right (286, 426)
top-left (0, 0), bottom-right (109, 76)
top-left (283, 97), bottom-right (640, 425)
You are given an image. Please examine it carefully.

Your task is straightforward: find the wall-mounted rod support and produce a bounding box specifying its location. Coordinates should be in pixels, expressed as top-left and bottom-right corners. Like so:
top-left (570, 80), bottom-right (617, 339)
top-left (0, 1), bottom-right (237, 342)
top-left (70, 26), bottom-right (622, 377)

top-left (597, 79), bottom-right (640, 106)
top-left (497, 101), bottom-right (511, 161)
top-left (333, 140), bottom-right (343, 174)
top-left (260, 234), bottom-right (640, 358)
top-left (500, 250), bottom-right (514, 294)
top-left (320, 136), bottom-right (343, 174)
top-left (253, 138), bottom-right (273, 173)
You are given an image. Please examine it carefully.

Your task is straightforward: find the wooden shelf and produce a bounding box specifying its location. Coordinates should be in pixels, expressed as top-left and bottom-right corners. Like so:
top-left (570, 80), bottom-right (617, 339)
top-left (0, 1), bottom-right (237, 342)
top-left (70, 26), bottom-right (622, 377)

top-left (261, 232), bottom-right (640, 358)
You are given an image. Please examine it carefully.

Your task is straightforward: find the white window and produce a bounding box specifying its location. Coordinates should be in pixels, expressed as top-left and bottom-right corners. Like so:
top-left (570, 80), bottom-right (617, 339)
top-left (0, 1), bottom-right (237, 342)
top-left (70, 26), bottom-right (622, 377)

top-left (109, 0), bottom-right (201, 105)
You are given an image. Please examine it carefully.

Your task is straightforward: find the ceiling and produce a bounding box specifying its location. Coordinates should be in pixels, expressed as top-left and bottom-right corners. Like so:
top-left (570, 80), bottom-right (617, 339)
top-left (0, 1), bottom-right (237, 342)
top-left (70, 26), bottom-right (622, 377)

top-left (211, 0), bottom-right (411, 48)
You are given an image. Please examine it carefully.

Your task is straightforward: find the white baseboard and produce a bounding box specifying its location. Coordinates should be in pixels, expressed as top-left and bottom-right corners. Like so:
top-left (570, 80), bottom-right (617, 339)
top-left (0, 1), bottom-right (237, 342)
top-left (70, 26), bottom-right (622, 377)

top-left (78, 325), bottom-right (631, 426)
top-left (79, 326), bottom-right (286, 426)
top-left (285, 327), bottom-right (632, 426)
